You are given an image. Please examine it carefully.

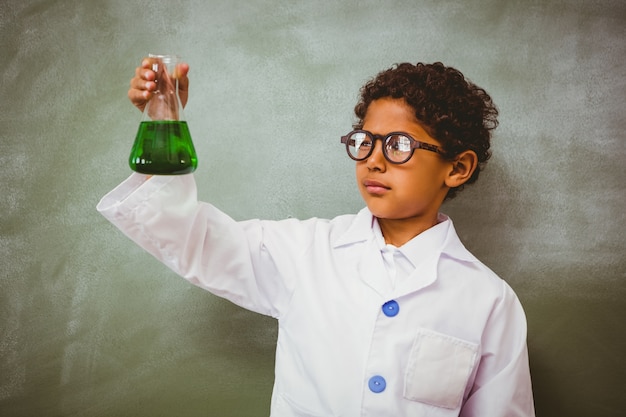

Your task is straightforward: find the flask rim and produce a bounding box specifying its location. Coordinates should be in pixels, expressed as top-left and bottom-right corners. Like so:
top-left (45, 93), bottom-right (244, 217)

top-left (148, 53), bottom-right (180, 64)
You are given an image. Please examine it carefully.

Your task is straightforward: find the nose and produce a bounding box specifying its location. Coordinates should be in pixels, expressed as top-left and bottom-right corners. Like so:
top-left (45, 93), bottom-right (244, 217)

top-left (365, 140), bottom-right (386, 171)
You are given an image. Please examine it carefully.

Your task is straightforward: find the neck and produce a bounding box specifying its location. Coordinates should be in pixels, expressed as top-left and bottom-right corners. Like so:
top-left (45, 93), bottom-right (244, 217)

top-left (377, 215), bottom-right (440, 247)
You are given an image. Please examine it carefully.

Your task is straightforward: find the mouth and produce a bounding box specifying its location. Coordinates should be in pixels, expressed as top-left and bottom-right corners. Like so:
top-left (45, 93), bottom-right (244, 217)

top-left (363, 179), bottom-right (390, 195)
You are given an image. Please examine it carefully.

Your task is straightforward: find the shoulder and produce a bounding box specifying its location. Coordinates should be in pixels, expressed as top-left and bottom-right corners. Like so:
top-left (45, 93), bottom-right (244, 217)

top-left (438, 217), bottom-right (518, 301)
top-left (259, 208), bottom-right (366, 244)
top-left (240, 210), bottom-right (361, 254)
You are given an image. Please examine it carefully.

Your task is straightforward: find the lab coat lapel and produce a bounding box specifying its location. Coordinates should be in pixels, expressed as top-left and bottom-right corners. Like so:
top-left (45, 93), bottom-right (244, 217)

top-left (357, 236), bottom-right (393, 297)
top-left (333, 208), bottom-right (393, 297)
top-left (393, 255), bottom-right (440, 298)
top-left (391, 217), bottom-right (477, 298)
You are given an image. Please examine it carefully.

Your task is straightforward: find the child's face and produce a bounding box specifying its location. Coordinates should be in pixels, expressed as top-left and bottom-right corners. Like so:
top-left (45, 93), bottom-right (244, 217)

top-left (356, 98), bottom-right (451, 226)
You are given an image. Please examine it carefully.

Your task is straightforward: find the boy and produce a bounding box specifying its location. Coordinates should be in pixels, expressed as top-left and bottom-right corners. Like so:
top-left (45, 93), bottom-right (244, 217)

top-left (98, 60), bottom-right (535, 416)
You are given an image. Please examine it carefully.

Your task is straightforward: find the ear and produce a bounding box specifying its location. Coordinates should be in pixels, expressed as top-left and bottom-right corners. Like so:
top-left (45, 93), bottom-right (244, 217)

top-left (445, 150), bottom-right (478, 188)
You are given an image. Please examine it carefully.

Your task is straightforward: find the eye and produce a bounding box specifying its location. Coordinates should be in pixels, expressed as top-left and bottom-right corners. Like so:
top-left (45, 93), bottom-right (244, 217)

top-left (386, 135), bottom-right (412, 153)
top-left (352, 132), bottom-right (372, 149)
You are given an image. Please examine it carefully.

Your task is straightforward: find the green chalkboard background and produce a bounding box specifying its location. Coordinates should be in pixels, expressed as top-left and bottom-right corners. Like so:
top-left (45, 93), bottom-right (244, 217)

top-left (1, 0), bottom-right (624, 416)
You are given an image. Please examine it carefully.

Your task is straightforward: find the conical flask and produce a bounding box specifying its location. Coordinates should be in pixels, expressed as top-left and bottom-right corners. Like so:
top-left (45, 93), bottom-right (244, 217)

top-left (129, 54), bottom-right (197, 175)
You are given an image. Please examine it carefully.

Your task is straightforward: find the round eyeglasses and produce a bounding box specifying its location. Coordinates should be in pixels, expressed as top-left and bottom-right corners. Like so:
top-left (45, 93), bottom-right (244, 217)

top-left (340, 130), bottom-right (445, 164)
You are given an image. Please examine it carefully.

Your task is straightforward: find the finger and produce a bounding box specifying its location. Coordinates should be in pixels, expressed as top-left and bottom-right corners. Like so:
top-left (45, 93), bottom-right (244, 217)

top-left (130, 76), bottom-right (156, 93)
top-left (172, 62), bottom-right (189, 79)
top-left (131, 64), bottom-right (157, 93)
top-left (128, 59), bottom-right (158, 111)
top-left (128, 85), bottom-right (153, 103)
top-left (173, 63), bottom-right (189, 90)
top-left (135, 64), bottom-right (156, 82)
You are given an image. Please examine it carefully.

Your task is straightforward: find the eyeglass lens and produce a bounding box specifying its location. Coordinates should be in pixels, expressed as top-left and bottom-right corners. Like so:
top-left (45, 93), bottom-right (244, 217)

top-left (348, 132), bottom-right (413, 163)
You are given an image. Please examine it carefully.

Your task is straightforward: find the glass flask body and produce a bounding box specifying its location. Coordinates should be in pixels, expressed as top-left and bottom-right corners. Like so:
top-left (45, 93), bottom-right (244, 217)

top-left (129, 54), bottom-right (197, 175)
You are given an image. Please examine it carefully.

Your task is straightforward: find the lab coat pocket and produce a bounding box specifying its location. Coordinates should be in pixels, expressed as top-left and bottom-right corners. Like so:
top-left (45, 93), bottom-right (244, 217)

top-left (404, 329), bottom-right (478, 409)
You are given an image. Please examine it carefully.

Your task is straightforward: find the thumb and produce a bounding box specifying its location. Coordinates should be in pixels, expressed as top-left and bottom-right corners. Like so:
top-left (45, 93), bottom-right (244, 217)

top-left (173, 63), bottom-right (189, 89)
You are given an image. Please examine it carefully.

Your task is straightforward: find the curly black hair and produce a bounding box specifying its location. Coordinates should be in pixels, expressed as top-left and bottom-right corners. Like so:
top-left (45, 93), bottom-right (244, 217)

top-left (354, 62), bottom-right (499, 200)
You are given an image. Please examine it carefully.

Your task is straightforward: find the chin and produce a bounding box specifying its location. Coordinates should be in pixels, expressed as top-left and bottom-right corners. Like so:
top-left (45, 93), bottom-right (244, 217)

top-left (365, 206), bottom-right (396, 220)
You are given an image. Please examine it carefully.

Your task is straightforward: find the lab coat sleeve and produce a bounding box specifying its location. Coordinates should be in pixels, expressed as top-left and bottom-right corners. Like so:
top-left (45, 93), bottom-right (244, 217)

top-left (96, 173), bottom-right (294, 317)
top-left (460, 282), bottom-right (535, 416)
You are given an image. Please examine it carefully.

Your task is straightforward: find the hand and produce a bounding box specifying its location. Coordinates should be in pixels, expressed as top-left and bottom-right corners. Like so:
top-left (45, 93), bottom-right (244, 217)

top-left (128, 58), bottom-right (189, 112)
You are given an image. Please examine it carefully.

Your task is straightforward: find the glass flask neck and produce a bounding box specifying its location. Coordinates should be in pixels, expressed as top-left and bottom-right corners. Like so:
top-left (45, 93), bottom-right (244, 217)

top-left (142, 54), bottom-right (184, 122)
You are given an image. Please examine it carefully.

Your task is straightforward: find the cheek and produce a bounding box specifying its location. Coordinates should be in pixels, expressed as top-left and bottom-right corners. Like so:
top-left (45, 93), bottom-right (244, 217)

top-left (394, 167), bottom-right (440, 200)
top-left (355, 163), bottom-right (367, 180)
top-left (408, 165), bottom-right (451, 199)
top-left (394, 168), bottom-right (421, 189)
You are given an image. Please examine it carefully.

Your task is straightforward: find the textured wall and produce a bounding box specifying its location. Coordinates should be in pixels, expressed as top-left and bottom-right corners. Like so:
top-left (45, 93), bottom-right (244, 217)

top-left (1, 0), bottom-right (624, 416)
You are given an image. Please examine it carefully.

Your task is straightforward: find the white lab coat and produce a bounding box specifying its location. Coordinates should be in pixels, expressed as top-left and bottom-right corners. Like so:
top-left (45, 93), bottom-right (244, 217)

top-left (97, 173), bottom-right (535, 417)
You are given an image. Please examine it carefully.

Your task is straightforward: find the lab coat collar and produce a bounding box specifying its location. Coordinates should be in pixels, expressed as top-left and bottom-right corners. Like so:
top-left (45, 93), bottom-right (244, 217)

top-left (392, 215), bottom-right (478, 298)
top-left (333, 208), bottom-right (476, 264)
top-left (332, 207), bottom-right (377, 248)
top-left (333, 208), bottom-right (478, 297)
top-left (399, 213), bottom-right (478, 265)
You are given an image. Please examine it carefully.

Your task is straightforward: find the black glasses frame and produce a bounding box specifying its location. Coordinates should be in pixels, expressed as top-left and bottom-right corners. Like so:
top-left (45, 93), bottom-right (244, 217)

top-left (340, 130), bottom-right (446, 164)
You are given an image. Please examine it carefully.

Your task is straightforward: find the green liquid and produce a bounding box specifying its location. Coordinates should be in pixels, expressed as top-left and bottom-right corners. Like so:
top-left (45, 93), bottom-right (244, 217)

top-left (129, 121), bottom-right (198, 175)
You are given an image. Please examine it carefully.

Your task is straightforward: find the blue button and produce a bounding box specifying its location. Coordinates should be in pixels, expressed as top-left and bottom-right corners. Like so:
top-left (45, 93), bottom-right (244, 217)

top-left (382, 300), bottom-right (399, 317)
top-left (368, 375), bottom-right (387, 393)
